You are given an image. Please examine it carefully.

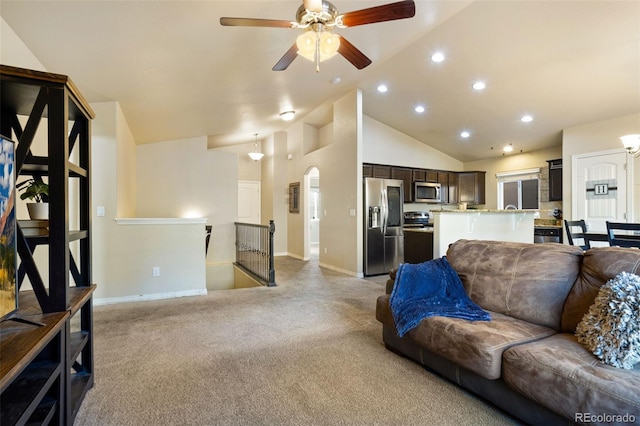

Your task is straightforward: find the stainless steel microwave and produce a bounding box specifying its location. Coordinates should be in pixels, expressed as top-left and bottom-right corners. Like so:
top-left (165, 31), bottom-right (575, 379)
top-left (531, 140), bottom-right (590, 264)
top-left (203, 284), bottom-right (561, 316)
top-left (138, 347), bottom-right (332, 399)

top-left (414, 182), bottom-right (441, 203)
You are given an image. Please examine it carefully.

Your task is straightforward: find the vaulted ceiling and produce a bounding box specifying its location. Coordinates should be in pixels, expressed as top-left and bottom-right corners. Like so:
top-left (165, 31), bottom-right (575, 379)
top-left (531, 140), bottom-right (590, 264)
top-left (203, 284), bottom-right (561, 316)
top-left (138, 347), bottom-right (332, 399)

top-left (1, 1), bottom-right (638, 162)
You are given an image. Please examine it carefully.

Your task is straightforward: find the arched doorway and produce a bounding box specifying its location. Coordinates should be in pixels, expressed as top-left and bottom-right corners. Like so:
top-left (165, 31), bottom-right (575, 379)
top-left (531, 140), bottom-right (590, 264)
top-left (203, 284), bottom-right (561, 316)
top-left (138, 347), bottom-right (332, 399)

top-left (304, 167), bottom-right (320, 260)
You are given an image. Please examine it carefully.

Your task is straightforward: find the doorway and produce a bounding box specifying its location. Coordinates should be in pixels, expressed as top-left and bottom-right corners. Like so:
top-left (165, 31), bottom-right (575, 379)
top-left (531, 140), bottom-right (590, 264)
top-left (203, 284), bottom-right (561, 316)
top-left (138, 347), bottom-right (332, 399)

top-left (304, 167), bottom-right (320, 260)
top-left (572, 149), bottom-right (631, 241)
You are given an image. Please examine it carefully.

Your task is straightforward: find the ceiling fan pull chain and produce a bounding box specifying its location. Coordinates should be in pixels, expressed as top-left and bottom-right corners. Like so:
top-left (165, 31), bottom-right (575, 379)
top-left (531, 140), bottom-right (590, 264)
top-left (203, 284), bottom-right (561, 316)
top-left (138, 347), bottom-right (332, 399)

top-left (315, 31), bottom-right (321, 72)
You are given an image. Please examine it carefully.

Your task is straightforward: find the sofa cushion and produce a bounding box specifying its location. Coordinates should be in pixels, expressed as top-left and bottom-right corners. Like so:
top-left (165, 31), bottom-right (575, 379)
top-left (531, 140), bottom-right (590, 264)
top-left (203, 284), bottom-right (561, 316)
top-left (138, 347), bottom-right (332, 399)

top-left (561, 247), bottom-right (640, 333)
top-left (446, 239), bottom-right (583, 330)
top-left (377, 295), bottom-right (555, 380)
top-left (503, 333), bottom-right (640, 422)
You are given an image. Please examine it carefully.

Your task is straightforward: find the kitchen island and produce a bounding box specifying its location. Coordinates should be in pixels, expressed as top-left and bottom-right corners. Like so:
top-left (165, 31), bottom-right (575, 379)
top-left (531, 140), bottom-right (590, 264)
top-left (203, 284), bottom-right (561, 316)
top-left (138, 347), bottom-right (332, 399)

top-left (432, 210), bottom-right (536, 258)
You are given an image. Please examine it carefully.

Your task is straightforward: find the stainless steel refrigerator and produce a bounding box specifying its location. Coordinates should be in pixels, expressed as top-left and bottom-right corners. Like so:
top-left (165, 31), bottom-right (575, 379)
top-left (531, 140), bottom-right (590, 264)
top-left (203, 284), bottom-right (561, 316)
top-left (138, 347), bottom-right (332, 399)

top-left (364, 177), bottom-right (404, 276)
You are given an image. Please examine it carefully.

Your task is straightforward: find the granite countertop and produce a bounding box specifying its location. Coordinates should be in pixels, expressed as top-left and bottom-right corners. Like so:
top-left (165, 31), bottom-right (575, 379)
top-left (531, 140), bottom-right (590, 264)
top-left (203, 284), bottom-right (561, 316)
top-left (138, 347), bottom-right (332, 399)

top-left (534, 218), bottom-right (563, 227)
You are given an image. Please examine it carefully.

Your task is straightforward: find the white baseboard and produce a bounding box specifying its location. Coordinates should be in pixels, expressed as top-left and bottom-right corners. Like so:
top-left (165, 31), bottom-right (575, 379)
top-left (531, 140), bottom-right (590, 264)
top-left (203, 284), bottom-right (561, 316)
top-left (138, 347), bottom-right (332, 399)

top-left (318, 262), bottom-right (361, 277)
top-left (94, 288), bottom-right (208, 306)
top-left (286, 252), bottom-right (305, 260)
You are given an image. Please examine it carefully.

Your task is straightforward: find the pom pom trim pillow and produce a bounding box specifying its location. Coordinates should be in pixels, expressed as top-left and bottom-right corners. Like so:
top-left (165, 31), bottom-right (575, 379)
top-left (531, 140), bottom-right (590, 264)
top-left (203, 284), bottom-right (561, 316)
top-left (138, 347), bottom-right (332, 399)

top-left (575, 271), bottom-right (640, 369)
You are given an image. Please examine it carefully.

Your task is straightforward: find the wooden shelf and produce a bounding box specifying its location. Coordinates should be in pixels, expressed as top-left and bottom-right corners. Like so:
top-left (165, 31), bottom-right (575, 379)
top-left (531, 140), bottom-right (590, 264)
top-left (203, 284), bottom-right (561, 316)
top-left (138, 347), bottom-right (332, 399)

top-left (69, 373), bottom-right (93, 421)
top-left (0, 312), bottom-right (67, 390)
top-left (19, 156), bottom-right (88, 178)
top-left (2, 65), bottom-right (95, 425)
top-left (17, 286), bottom-right (96, 317)
top-left (0, 311), bottom-right (67, 426)
top-left (19, 229), bottom-right (89, 245)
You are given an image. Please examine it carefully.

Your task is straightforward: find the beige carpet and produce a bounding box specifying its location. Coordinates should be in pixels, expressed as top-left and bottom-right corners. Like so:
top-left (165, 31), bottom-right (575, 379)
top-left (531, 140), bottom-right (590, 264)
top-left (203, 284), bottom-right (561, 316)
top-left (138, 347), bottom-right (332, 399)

top-left (75, 256), bottom-right (519, 426)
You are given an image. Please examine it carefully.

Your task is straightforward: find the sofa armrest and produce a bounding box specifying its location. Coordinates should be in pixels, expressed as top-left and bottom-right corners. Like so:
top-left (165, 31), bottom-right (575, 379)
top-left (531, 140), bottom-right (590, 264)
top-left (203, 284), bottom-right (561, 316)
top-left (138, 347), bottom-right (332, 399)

top-left (385, 268), bottom-right (398, 294)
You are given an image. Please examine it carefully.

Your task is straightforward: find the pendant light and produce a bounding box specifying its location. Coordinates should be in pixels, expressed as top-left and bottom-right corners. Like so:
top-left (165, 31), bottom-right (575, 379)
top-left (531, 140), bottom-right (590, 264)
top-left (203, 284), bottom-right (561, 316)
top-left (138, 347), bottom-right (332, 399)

top-left (248, 133), bottom-right (264, 161)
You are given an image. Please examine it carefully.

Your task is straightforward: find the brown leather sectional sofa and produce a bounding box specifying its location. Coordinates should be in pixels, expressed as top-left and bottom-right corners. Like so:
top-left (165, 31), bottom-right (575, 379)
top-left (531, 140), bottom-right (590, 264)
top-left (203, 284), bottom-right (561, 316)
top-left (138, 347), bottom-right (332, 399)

top-left (376, 239), bottom-right (640, 425)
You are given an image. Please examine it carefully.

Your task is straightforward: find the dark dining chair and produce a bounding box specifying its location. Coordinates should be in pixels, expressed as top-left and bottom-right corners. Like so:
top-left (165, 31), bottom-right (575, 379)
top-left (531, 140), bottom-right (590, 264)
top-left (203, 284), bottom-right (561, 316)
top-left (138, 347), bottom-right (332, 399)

top-left (564, 219), bottom-right (591, 250)
top-left (606, 221), bottom-right (640, 248)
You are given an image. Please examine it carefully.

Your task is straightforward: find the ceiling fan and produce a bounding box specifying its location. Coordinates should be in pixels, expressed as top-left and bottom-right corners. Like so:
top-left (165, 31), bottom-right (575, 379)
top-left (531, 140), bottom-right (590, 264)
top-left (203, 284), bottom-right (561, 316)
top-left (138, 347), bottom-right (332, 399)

top-left (220, 0), bottom-right (416, 72)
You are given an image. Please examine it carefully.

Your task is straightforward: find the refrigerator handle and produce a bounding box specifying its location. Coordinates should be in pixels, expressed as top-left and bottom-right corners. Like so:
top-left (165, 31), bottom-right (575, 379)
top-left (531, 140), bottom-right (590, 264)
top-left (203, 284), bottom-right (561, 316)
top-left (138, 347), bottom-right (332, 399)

top-left (382, 187), bottom-right (388, 235)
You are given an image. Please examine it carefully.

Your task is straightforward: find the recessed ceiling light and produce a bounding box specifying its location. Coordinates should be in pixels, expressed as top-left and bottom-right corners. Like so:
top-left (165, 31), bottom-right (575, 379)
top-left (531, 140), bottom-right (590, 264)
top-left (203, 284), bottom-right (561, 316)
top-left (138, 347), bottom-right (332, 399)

top-left (377, 84), bottom-right (388, 93)
top-left (279, 111), bottom-right (296, 121)
top-left (460, 131), bottom-right (471, 138)
top-left (330, 77), bottom-right (342, 85)
top-left (414, 105), bottom-right (426, 113)
top-left (503, 145), bottom-right (513, 153)
top-left (521, 115), bottom-right (533, 123)
top-left (431, 52), bottom-right (445, 63)
top-left (472, 81), bottom-right (486, 90)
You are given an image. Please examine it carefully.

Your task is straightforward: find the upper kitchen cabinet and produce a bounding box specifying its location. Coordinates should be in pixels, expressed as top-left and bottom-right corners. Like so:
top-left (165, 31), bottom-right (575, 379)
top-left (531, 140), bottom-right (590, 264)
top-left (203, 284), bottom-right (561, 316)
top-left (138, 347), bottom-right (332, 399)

top-left (425, 170), bottom-right (439, 183)
top-left (372, 165), bottom-right (392, 178)
top-left (458, 171), bottom-right (486, 205)
top-left (448, 172), bottom-right (458, 204)
top-left (547, 159), bottom-right (562, 201)
top-left (391, 167), bottom-right (413, 202)
top-left (412, 169), bottom-right (426, 182)
top-left (438, 172), bottom-right (449, 204)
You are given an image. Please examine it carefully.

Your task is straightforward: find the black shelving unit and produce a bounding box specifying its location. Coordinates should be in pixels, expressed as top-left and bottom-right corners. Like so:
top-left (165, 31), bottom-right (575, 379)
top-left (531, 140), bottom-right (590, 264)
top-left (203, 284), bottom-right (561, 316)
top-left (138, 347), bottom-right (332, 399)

top-left (0, 65), bottom-right (96, 425)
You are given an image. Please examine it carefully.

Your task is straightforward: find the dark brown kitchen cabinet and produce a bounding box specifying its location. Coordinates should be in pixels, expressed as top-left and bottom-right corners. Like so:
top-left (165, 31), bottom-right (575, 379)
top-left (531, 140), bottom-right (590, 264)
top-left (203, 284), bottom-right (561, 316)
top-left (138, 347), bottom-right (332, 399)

top-left (404, 230), bottom-right (434, 264)
top-left (391, 167), bottom-right (413, 202)
top-left (425, 170), bottom-right (439, 183)
top-left (547, 159), bottom-right (562, 201)
top-left (458, 171), bottom-right (486, 205)
top-left (363, 164), bottom-right (372, 178)
top-left (372, 165), bottom-right (392, 178)
top-left (438, 172), bottom-right (449, 204)
top-left (448, 172), bottom-right (458, 204)
top-left (412, 169), bottom-right (426, 182)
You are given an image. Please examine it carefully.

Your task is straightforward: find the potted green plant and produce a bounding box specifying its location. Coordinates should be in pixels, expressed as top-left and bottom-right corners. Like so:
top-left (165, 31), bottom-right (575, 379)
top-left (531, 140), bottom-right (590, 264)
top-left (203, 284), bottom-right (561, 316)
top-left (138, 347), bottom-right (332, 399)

top-left (17, 178), bottom-right (49, 220)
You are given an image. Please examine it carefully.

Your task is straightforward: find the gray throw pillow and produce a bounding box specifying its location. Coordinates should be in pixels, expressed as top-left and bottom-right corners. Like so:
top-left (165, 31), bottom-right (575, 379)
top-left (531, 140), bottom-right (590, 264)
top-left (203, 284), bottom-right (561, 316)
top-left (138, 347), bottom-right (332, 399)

top-left (575, 271), bottom-right (640, 369)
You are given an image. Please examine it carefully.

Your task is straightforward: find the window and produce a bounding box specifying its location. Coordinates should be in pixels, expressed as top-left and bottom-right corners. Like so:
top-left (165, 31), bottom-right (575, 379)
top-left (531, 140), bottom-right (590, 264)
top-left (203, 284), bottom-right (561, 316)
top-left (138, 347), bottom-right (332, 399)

top-left (496, 168), bottom-right (540, 210)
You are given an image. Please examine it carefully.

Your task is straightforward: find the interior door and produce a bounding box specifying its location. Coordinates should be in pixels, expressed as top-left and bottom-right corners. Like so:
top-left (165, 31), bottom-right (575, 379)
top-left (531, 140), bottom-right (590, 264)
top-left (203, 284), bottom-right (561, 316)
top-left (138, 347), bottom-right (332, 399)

top-left (574, 151), bottom-right (629, 236)
top-left (238, 180), bottom-right (261, 224)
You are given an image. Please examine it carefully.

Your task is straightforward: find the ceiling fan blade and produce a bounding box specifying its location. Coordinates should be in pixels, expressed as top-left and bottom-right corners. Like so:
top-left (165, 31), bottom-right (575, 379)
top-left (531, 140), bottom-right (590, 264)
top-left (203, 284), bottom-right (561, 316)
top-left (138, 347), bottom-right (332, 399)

top-left (337, 37), bottom-right (372, 70)
top-left (303, 0), bottom-right (323, 13)
top-left (220, 17), bottom-right (296, 28)
top-left (273, 44), bottom-right (299, 71)
top-left (339, 0), bottom-right (415, 27)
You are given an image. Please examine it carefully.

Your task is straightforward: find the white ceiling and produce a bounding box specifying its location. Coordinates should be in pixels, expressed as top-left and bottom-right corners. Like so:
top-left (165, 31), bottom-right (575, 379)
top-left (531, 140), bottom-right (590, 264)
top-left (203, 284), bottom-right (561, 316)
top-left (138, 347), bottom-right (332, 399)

top-left (1, 0), bottom-right (639, 162)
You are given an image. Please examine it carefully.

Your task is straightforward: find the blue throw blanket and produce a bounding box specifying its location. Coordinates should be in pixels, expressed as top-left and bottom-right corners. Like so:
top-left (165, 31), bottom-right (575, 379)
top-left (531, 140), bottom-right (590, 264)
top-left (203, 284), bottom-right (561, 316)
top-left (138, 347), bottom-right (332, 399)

top-left (390, 257), bottom-right (491, 337)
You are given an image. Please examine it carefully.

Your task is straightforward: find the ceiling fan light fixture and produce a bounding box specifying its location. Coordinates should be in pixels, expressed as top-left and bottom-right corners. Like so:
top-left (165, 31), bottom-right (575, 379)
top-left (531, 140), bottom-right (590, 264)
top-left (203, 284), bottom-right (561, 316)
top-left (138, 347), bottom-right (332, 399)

top-left (296, 30), bottom-right (340, 62)
top-left (620, 134), bottom-right (640, 157)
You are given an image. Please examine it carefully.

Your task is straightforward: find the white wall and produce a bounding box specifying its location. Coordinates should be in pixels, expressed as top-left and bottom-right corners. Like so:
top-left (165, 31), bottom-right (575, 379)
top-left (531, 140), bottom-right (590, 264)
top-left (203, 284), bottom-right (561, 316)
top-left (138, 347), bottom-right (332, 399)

top-left (562, 113), bottom-right (640, 221)
top-left (282, 90), bottom-right (361, 275)
top-left (136, 137), bottom-right (238, 290)
top-left (0, 17), bottom-right (46, 71)
top-left (211, 140), bottom-right (262, 182)
top-left (91, 102), bottom-right (207, 302)
top-left (363, 116), bottom-right (463, 171)
top-left (261, 132), bottom-right (288, 255)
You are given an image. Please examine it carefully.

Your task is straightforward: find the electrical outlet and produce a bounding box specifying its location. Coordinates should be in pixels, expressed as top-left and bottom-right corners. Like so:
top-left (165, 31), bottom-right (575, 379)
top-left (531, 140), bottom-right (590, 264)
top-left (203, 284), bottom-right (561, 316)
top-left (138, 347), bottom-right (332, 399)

top-left (152, 267), bottom-right (160, 277)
